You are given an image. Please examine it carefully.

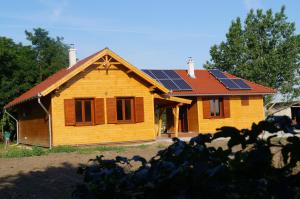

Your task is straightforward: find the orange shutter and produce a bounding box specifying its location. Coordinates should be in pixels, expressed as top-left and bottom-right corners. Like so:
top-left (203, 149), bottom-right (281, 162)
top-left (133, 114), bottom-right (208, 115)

top-left (223, 97), bottom-right (230, 118)
top-left (94, 98), bottom-right (105, 125)
top-left (202, 97), bottom-right (211, 119)
top-left (241, 96), bottom-right (249, 106)
top-left (106, 98), bottom-right (117, 124)
top-left (64, 99), bottom-right (75, 126)
top-left (135, 97), bottom-right (144, 123)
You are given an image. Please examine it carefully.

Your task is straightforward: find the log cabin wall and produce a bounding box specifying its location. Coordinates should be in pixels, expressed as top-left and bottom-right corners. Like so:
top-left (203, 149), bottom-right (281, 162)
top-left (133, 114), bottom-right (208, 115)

top-left (197, 95), bottom-right (264, 133)
top-left (18, 96), bottom-right (51, 147)
top-left (51, 64), bottom-right (155, 146)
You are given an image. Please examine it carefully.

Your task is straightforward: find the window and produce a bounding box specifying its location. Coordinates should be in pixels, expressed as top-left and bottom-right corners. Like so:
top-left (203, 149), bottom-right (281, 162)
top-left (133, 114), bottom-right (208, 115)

top-left (241, 96), bottom-right (249, 106)
top-left (75, 99), bottom-right (94, 125)
top-left (209, 97), bottom-right (224, 117)
top-left (116, 97), bottom-right (134, 123)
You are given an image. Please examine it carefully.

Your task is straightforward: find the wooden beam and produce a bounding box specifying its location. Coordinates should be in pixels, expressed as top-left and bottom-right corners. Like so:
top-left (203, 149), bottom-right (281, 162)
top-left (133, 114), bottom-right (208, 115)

top-left (126, 70), bottom-right (133, 74)
top-left (154, 94), bottom-right (192, 104)
top-left (173, 105), bottom-right (179, 137)
top-left (94, 61), bottom-right (120, 65)
top-left (149, 86), bottom-right (156, 92)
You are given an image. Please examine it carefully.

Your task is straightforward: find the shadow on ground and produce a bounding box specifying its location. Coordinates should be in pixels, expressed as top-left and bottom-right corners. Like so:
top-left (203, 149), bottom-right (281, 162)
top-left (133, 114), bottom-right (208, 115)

top-left (0, 163), bottom-right (82, 199)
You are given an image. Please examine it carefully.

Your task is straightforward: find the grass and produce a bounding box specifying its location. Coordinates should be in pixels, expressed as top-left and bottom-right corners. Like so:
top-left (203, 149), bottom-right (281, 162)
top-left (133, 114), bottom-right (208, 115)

top-left (0, 141), bottom-right (170, 158)
top-left (0, 143), bottom-right (132, 158)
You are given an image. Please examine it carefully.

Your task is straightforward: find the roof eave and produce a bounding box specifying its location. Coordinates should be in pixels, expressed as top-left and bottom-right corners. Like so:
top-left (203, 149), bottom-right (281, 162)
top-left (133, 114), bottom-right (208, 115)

top-left (4, 95), bottom-right (39, 109)
top-left (170, 92), bottom-right (276, 97)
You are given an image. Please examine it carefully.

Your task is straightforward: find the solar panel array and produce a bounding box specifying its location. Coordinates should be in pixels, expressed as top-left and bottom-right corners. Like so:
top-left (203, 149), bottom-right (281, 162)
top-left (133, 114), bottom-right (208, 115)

top-left (142, 70), bottom-right (192, 91)
top-left (209, 69), bottom-right (251, 90)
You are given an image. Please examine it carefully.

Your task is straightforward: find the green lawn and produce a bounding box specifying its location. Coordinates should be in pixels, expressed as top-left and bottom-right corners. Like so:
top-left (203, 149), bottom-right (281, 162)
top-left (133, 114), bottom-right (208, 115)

top-left (0, 142), bottom-right (155, 158)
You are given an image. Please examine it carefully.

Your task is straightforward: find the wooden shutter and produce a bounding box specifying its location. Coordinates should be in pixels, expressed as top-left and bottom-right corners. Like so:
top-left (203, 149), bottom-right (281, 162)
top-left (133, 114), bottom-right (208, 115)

top-left (241, 96), bottom-right (249, 106)
top-left (202, 97), bottom-right (211, 119)
top-left (223, 97), bottom-right (230, 118)
top-left (135, 97), bottom-right (144, 123)
top-left (106, 98), bottom-right (117, 124)
top-left (64, 99), bottom-right (75, 126)
top-left (94, 98), bottom-right (105, 125)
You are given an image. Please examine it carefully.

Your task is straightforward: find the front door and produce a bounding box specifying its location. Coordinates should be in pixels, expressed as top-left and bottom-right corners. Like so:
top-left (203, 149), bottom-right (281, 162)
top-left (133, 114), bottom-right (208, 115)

top-left (179, 105), bottom-right (188, 132)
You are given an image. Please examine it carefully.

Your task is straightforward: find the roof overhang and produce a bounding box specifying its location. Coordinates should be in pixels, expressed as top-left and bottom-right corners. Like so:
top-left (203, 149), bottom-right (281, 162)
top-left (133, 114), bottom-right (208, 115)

top-left (170, 92), bottom-right (276, 97)
top-left (154, 94), bottom-right (192, 105)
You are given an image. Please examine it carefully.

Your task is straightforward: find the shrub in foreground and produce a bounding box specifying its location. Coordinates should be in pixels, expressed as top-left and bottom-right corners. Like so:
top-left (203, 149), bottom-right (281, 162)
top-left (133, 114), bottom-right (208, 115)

top-left (73, 120), bottom-right (300, 199)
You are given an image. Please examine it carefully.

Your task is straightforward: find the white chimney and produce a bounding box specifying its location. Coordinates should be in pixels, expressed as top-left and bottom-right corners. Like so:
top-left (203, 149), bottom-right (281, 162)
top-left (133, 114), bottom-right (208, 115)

top-left (187, 57), bottom-right (195, 78)
top-left (68, 44), bottom-right (77, 68)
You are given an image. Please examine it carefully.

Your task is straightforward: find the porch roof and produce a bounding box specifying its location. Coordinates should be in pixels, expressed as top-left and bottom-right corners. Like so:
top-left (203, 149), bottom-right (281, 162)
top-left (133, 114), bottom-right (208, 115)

top-left (154, 94), bottom-right (192, 105)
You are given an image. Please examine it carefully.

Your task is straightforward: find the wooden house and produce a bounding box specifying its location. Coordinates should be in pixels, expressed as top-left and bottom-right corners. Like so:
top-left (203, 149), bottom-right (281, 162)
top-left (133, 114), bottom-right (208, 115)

top-left (4, 48), bottom-right (275, 147)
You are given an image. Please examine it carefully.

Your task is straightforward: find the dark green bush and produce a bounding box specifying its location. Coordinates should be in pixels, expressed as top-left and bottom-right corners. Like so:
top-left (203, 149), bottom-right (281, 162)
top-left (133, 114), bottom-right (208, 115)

top-left (73, 119), bottom-right (300, 199)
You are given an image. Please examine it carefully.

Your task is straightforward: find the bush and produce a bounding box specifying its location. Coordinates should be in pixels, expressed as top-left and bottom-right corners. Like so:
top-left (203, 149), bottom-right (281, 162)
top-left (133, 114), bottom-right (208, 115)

top-left (32, 146), bottom-right (47, 156)
top-left (3, 146), bottom-right (47, 157)
top-left (73, 120), bottom-right (300, 199)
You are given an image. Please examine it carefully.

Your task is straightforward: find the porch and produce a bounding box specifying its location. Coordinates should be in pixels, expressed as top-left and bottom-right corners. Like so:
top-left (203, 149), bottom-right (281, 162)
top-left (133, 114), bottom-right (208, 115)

top-left (154, 94), bottom-right (198, 139)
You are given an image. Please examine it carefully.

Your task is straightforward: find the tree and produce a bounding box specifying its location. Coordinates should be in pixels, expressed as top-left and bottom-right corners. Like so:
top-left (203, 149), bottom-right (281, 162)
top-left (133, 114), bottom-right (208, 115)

top-left (205, 6), bottom-right (300, 102)
top-left (25, 28), bottom-right (69, 81)
top-left (0, 37), bottom-right (37, 110)
top-left (0, 28), bottom-right (69, 138)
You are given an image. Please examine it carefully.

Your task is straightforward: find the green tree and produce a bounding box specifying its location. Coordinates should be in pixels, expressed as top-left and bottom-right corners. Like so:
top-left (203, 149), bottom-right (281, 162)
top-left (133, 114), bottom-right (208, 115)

top-left (0, 37), bottom-right (37, 109)
top-left (0, 28), bottom-right (69, 138)
top-left (25, 28), bottom-right (69, 81)
top-left (205, 6), bottom-right (300, 102)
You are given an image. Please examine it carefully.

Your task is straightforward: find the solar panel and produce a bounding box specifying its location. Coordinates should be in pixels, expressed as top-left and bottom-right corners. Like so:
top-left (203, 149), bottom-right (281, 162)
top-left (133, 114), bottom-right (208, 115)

top-left (173, 80), bottom-right (192, 90)
top-left (209, 69), bottom-right (252, 90)
top-left (209, 69), bottom-right (227, 78)
top-left (150, 70), bottom-right (168, 79)
top-left (142, 69), bottom-right (192, 91)
top-left (143, 70), bottom-right (156, 79)
top-left (163, 70), bottom-right (181, 79)
top-left (159, 80), bottom-right (179, 90)
top-left (232, 79), bottom-right (251, 89)
top-left (219, 78), bottom-right (240, 89)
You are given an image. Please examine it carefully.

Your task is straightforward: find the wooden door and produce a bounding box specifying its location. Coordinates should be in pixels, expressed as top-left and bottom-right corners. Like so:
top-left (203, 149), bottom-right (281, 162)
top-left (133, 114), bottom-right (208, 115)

top-left (179, 105), bottom-right (188, 132)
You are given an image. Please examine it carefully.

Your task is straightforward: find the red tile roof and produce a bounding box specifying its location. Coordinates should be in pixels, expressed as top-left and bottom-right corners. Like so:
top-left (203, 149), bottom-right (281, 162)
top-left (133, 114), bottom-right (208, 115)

top-left (4, 50), bottom-right (102, 109)
top-left (172, 70), bottom-right (276, 96)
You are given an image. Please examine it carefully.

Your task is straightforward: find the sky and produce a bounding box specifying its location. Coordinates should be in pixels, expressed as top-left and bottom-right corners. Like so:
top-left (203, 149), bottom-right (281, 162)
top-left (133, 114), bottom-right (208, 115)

top-left (0, 0), bottom-right (299, 70)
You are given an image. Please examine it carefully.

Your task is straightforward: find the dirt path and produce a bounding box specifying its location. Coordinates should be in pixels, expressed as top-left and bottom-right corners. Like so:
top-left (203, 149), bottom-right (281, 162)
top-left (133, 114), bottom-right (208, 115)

top-left (0, 144), bottom-right (164, 199)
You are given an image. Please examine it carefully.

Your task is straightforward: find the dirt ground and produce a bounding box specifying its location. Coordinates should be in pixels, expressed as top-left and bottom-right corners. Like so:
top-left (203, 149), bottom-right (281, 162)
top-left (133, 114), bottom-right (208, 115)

top-left (0, 143), bottom-right (167, 199)
top-left (0, 139), bottom-right (234, 199)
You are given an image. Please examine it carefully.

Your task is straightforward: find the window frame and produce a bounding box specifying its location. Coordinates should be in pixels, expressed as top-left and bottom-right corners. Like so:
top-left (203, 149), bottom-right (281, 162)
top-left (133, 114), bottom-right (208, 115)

top-left (209, 97), bottom-right (224, 118)
top-left (116, 97), bottom-right (135, 124)
top-left (74, 98), bottom-right (94, 126)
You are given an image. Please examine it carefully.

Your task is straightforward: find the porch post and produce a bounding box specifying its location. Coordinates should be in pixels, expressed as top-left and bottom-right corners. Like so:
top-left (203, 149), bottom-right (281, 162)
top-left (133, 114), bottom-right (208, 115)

top-left (157, 107), bottom-right (165, 137)
top-left (173, 105), bottom-right (179, 138)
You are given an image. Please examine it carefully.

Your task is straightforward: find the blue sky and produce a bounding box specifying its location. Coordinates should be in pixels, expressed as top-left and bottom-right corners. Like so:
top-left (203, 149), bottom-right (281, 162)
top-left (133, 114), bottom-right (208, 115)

top-left (0, 0), bottom-right (299, 69)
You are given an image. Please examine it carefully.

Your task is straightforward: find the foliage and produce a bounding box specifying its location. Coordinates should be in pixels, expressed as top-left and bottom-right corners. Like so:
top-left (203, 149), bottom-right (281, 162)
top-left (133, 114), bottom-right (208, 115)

top-left (0, 37), bottom-right (37, 112)
top-left (0, 28), bottom-right (69, 137)
top-left (25, 28), bottom-right (69, 82)
top-left (1, 113), bottom-right (15, 132)
top-left (3, 146), bottom-right (47, 158)
top-left (73, 119), bottom-right (300, 199)
top-left (205, 6), bottom-right (300, 102)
